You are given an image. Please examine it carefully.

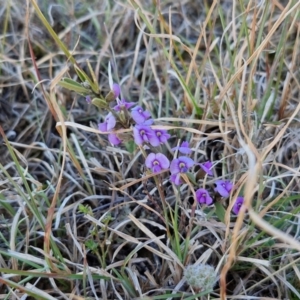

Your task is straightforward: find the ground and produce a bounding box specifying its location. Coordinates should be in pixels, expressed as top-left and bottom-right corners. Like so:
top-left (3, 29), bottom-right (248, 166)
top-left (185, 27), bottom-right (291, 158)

top-left (0, 0), bottom-right (300, 299)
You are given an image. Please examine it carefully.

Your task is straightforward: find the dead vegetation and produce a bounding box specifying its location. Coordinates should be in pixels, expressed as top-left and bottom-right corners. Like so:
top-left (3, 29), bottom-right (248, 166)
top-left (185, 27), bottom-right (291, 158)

top-left (0, 0), bottom-right (300, 299)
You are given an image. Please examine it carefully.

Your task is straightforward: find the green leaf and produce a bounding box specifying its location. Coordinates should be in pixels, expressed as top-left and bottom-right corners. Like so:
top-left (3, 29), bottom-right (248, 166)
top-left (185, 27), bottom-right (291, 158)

top-left (186, 172), bottom-right (196, 185)
top-left (87, 60), bottom-right (97, 82)
top-left (214, 202), bottom-right (226, 223)
top-left (0, 192), bottom-right (15, 216)
top-left (125, 140), bottom-right (136, 153)
top-left (92, 98), bottom-right (109, 109)
top-left (58, 78), bottom-right (90, 95)
top-left (85, 240), bottom-right (98, 252)
top-left (74, 64), bottom-right (87, 82)
top-left (74, 65), bottom-right (99, 94)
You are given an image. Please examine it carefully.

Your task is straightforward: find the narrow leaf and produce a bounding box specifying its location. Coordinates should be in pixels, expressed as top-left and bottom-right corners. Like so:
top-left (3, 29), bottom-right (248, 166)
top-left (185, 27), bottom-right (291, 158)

top-left (58, 79), bottom-right (90, 95)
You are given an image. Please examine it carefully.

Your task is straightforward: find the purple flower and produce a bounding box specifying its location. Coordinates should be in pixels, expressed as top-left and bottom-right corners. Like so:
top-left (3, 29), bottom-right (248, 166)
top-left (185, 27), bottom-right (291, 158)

top-left (145, 153), bottom-right (170, 173)
top-left (108, 133), bottom-right (121, 145)
top-left (232, 196), bottom-right (244, 215)
top-left (133, 125), bottom-right (160, 147)
top-left (86, 95), bottom-right (91, 103)
top-left (200, 161), bottom-right (213, 176)
top-left (170, 156), bottom-right (194, 174)
top-left (170, 173), bottom-right (182, 185)
top-left (215, 180), bottom-right (233, 197)
top-left (112, 83), bottom-right (121, 98)
top-left (169, 156), bottom-right (194, 186)
top-left (114, 98), bottom-right (135, 111)
top-left (196, 188), bottom-right (213, 205)
top-left (154, 129), bottom-right (171, 144)
top-left (131, 106), bottom-right (151, 124)
top-left (98, 113), bottom-right (116, 132)
top-left (172, 141), bottom-right (192, 154)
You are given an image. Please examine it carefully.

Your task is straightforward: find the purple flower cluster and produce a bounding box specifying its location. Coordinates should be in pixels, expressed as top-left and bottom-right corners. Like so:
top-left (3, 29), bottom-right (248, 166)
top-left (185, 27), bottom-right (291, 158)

top-left (96, 82), bottom-right (244, 215)
top-left (194, 175), bottom-right (244, 213)
top-left (170, 143), bottom-right (244, 213)
top-left (132, 107), bottom-right (171, 148)
top-left (98, 88), bottom-right (172, 148)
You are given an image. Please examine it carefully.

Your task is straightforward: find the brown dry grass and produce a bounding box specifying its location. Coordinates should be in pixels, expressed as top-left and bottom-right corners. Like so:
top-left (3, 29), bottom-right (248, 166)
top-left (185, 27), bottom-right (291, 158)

top-left (0, 0), bottom-right (300, 299)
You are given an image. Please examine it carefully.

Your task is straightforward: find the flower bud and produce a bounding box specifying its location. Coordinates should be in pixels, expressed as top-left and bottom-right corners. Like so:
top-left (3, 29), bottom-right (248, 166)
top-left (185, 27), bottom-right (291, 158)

top-left (105, 90), bottom-right (117, 102)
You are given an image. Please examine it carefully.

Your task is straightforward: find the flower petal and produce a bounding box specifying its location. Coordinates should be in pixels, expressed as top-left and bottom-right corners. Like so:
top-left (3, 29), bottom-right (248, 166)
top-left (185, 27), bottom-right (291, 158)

top-left (200, 161), bottom-right (213, 176)
top-left (156, 153), bottom-right (170, 169)
top-left (155, 129), bottom-right (171, 144)
top-left (142, 119), bottom-right (154, 126)
top-left (170, 173), bottom-right (181, 185)
top-left (206, 196), bottom-right (213, 205)
top-left (232, 196), bottom-right (244, 215)
top-left (131, 106), bottom-right (151, 124)
top-left (179, 156), bottom-right (194, 169)
top-left (215, 180), bottom-right (233, 197)
top-left (196, 188), bottom-right (213, 205)
top-left (108, 133), bottom-right (121, 145)
top-left (98, 122), bottom-right (107, 132)
top-left (152, 165), bottom-right (162, 173)
top-left (133, 126), bottom-right (143, 145)
top-left (114, 98), bottom-right (136, 111)
top-left (181, 141), bottom-right (189, 148)
top-left (143, 110), bottom-right (151, 119)
top-left (145, 153), bottom-right (156, 169)
top-left (172, 141), bottom-right (192, 154)
top-left (106, 113), bottom-right (116, 131)
top-left (148, 133), bottom-right (160, 147)
top-left (131, 110), bottom-right (145, 124)
top-left (170, 158), bottom-right (180, 174)
top-left (112, 83), bottom-right (120, 98)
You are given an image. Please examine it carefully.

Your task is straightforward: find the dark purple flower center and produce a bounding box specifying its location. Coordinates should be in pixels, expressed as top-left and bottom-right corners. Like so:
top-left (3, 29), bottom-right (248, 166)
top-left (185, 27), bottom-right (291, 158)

top-left (138, 109), bottom-right (142, 113)
top-left (140, 130), bottom-right (145, 135)
top-left (156, 132), bottom-right (161, 136)
top-left (153, 160), bottom-right (159, 166)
